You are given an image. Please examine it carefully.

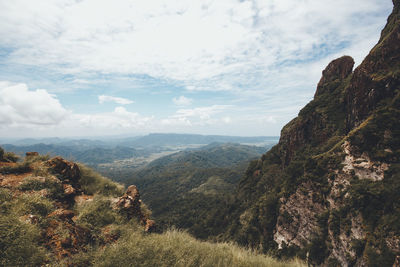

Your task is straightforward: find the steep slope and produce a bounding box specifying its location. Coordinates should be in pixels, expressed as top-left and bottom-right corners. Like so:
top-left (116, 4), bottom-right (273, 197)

top-left (229, 1), bottom-right (400, 266)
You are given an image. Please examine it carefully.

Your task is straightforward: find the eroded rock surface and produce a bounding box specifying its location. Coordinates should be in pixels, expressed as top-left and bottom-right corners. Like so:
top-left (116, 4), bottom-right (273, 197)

top-left (115, 185), bottom-right (157, 232)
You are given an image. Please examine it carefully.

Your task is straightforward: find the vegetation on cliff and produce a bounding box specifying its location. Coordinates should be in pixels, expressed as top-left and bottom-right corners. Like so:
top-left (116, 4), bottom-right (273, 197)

top-left (222, 1), bottom-right (400, 266)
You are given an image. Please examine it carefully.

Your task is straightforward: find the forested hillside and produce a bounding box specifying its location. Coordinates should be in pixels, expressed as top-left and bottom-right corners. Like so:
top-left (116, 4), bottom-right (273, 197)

top-left (120, 143), bottom-right (267, 238)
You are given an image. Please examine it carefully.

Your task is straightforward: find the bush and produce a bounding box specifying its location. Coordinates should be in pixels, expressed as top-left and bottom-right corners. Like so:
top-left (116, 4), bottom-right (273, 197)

top-left (19, 177), bottom-right (64, 200)
top-left (0, 213), bottom-right (46, 266)
top-left (3, 152), bottom-right (19, 163)
top-left (25, 154), bottom-right (50, 163)
top-left (0, 188), bottom-right (12, 203)
top-left (14, 193), bottom-right (55, 217)
top-left (78, 164), bottom-right (124, 196)
top-left (77, 197), bottom-right (119, 229)
top-left (0, 146), bottom-right (4, 161)
top-left (0, 162), bottom-right (31, 174)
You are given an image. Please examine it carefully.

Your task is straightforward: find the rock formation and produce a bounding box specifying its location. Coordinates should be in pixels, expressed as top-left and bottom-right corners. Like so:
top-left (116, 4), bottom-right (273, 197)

top-left (115, 185), bottom-right (157, 233)
top-left (232, 1), bottom-right (400, 266)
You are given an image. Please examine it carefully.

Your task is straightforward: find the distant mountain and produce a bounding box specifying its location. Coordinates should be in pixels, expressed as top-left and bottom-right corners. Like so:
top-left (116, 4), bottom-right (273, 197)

top-left (119, 143), bottom-right (271, 238)
top-left (1, 134), bottom-right (277, 167)
top-left (117, 133), bottom-right (278, 148)
top-left (145, 142), bottom-right (267, 170)
top-left (2, 144), bottom-right (76, 158)
top-left (0, 137), bottom-right (109, 147)
top-left (1, 144), bottom-right (142, 165)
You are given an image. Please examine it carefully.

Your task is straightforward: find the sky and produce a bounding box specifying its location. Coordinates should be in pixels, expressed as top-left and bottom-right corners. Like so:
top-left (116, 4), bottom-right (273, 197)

top-left (0, 0), bottom-right (394, 138)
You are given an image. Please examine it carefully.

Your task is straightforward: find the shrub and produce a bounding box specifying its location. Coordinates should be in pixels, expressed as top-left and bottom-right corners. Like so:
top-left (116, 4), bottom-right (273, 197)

top-left (3, 152), bottom-right (19, 163)
top-left (14, 193), bottom-right (55, 217)
top-left (0, 161), bottom-right (31, 174)
top-left (0, 213), bottom-right (46, 266)
top-left (19, 177), bottom-right (64, 200)
top-left (25, 154), bottom-right (50, 163)
top-left (0, 188), bottom-right (12, 203)
top-left (78, 164), bottom-right (124, 196)
top-left (0, 146), bottom-right (4, 160)
top-left (77, 197), bottom-right (119, 229)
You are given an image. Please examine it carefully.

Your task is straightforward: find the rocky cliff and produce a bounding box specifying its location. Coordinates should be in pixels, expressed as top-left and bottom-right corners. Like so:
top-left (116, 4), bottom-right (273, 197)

top-left (230, 1), bottom-right (400, 266)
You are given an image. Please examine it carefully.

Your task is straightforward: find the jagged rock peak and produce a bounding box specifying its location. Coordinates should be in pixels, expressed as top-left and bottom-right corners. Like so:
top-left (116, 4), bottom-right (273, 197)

top-left (315, 56), bottom-right (354, 97)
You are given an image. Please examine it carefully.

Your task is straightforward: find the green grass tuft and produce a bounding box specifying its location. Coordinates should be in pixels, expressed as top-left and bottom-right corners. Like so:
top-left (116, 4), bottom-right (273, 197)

top-left (78, 163), bottom-right (124, 196)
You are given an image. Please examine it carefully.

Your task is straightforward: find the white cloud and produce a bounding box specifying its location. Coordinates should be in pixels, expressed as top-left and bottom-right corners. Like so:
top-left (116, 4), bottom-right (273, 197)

top-left (72, 106), bottom-right (152, 129)
top-left (98, 95), bottom-right (134, 105)
top-left (162, 105), bottom-right (231, 126)
top-left (172, 96), bottom-right (193, 106)
top-left (0, 81), bottom-right (68, 127)
top-left (0, 0), bottom-right (392, 93)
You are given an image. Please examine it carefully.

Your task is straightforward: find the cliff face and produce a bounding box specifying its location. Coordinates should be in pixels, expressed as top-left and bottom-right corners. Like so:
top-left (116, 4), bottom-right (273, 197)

top-left (231, 1), bottom-right (400, 266)
top-left (346, 0), bottom-right (400, 130)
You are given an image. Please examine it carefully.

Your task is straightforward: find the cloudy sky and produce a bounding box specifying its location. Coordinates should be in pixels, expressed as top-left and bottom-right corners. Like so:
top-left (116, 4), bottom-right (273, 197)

top-left (0, 0), bottom-right (393, 138)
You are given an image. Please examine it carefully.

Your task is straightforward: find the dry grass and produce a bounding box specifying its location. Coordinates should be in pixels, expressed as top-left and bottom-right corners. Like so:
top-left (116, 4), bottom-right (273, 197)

top-left (93, 229), bottom-right (305, 267)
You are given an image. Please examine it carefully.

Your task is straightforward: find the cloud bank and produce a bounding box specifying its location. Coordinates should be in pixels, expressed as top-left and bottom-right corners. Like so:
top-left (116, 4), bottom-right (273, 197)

top-left (0, 0), bottom-right (391, 94)
top-left (0, 82), bottom-right (68, 127)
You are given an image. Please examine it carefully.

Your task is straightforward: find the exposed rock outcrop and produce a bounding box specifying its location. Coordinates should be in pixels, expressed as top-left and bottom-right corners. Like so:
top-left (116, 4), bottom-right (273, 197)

top-left (315, 56), bottom-right (354, 97)
top-left (47, 157), bottom-right (81, 188)
top-left (115, 185), bottom-right (157, 233)
top-left (45, 209), bottom-right (90, 259)
top-left (345, 0), bottom-right (400, 130)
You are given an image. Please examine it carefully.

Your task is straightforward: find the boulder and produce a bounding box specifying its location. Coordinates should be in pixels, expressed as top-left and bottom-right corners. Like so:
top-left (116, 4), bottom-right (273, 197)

top-left (26, 152), bottom-right (39, 157)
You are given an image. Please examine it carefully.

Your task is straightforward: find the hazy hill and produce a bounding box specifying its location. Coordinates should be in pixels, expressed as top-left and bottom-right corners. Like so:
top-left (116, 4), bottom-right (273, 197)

top-left (1, 134), bottom-right (277, 167)
top-left (223, 1), bottom-right (400, 266)
top-left (1, 143), bottom-right (143, 165)
top-left (115, 133), bottom-right (278, 148)
top-left (145, 142), bottom-right (267, 170)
